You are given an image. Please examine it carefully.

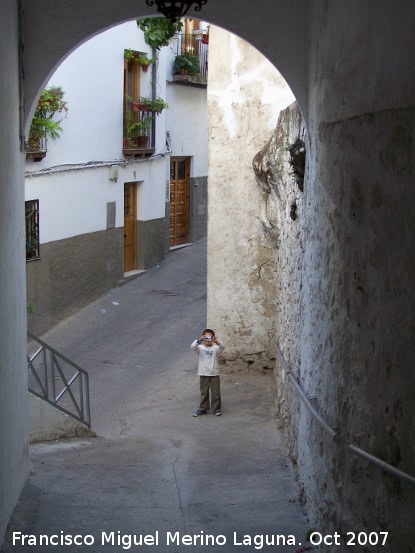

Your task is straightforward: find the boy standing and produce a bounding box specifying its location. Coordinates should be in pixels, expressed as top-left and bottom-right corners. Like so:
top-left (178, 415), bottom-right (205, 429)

top-left (191, 328), bottom-right (225, 417)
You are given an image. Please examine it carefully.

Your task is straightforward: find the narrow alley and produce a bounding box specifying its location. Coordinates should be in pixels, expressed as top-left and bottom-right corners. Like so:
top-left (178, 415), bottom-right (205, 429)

top-left (2, 239), bottom-right (309, 553)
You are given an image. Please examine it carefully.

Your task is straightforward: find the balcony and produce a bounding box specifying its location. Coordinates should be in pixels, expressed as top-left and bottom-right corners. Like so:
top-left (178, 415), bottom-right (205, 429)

top-left (172, 33), bottom-right (208, 88)
top-left (26, 136), bottom-right (47, 162)
top-left (123, 100), bottom-right (156, 158)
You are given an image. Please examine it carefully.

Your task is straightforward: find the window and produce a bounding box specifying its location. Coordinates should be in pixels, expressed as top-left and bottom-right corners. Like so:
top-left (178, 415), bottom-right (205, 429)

top-left (124, 49), bottom-right (141, 102)
top-left (25, 200), bottom-right (40, 261)
top-left (123, 49), bottom-right (155, 154)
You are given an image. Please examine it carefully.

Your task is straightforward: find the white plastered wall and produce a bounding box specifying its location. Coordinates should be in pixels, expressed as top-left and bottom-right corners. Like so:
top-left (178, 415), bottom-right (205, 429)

top-left (166, 84), bottom-right (208, 177)
top-left (25, 21), bottom-right (170, 238)
top-left (207, 26), bottom-right (294, 366)
top-left (25, 158), bottom-right (167, 244)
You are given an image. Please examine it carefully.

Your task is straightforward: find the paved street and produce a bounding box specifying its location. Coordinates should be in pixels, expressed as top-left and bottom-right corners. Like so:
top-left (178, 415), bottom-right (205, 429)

top-left (2, 239), bottom-right (310, 553)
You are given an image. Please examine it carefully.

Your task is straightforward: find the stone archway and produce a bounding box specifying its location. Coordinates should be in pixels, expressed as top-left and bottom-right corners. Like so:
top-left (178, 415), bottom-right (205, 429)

top-left (22, 0), bottom-right (310, 130)
top-left (2, 1), bottom-right (415, 548)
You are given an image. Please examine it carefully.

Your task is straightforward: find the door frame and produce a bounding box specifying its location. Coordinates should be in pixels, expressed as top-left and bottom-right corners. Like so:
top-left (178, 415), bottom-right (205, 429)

top-left (123, 182), bottom-right (137, 272)
top-left (170, 157), bottom-right (191, 248)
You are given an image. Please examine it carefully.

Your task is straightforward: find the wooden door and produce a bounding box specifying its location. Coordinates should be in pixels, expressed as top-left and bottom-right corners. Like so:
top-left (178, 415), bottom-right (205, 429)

top-left (170, 158), bottom-right (190, 247)
top-left (124, 182), bottom-right (137, 272)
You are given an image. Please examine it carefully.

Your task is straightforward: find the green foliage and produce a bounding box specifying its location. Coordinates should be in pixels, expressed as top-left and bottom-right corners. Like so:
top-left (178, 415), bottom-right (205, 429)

top-left (124, 50), bottom-right (157, 66)
top-left (139, 96), bottom-right (169, 113)
top-left (124, 93), bottom-right (168, 146)
top-left (25, 206), bottom-right (38, 254)
top-left (173, 51), bottom-right (200, 76)
top-left (124, 116), bottom-right (153, 143)
top-left (137, 55), bottom-right (157, 66)
top-left (27, 303), bottom-right (36, 315)
top-left (28, 86), bottom-right (68, 150)
top-left (124, 49), bottom-right (135, 61)
top-left (136, 17), bottom-right (183, 50)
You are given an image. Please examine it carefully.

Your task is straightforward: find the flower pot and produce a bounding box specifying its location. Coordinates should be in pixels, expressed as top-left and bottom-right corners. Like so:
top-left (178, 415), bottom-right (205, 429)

top-left (141, 63), bottom-right (149, 72)
top-left (132, 101), bottom-right (150, 112)
top-left (137, 136), bottom-right (149, 148)
top-left (202, 34), bottom-right (209, 44)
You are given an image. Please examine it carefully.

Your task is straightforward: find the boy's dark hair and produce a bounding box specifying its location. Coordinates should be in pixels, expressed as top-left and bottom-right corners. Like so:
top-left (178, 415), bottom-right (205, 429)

top-left (203, 328), bottom-right (215, 336)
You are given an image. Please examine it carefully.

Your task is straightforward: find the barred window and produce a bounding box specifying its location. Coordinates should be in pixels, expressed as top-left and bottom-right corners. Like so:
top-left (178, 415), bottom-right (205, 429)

top-left (25, 199), bottom-right (40, 261)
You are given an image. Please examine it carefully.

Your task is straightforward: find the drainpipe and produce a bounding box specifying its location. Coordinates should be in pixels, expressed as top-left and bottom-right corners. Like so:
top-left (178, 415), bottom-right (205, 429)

top-left (151, 47), bottom-right (157, 147)
top-left (151, 47), bottom-right (157, 102)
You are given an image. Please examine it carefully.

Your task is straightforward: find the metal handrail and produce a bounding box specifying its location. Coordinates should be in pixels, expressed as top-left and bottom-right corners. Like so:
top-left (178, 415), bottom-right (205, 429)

top-left (274, 340), bottom-right (415, 487)
top-left (28, 331), bottom-right (91, 428)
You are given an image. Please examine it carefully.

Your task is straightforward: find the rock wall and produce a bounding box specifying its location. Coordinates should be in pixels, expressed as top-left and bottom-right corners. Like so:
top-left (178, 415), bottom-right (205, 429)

top-left (253, 102), bottom-right (306, 457)
top-left (301, 108), bottom-right (415, 551)
top-left (255, 100), bottom-right (415, 551)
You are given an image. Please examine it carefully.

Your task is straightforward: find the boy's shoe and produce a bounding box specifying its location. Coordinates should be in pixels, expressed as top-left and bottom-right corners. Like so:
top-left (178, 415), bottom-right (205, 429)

top-left (193, 409), bottom-right (208, 417)
top-left (214, 411), bottom-right (222, 416)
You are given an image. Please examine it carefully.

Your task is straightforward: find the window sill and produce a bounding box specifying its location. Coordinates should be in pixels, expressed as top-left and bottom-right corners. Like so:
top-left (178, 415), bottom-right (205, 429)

top-left (123, 147), bottom-right (155, 158)
top-left (26, 150), bottom-right (47, 162)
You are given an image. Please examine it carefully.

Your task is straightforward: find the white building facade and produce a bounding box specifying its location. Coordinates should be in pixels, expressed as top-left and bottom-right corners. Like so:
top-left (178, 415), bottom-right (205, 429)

top-left (25, 20), bottom-right (208, 334)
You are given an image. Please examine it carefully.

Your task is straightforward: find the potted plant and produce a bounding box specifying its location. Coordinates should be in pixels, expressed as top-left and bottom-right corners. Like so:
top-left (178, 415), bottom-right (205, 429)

top-left (124, 49), bottom-right (135, 68)
top-left (124, 49), bottom-right (135, 62)
top-left (193, 29), bottom-right (203, 41)
top-left (139, 96), bottom-right (169, 114)
top-left (123, 116), bottom-right (153, 148)
top-left (125, 93), bottom-right (149, 113)
top-left (136, 54), bottom-right (157, 72)
top-left (123, 94), bottom-right (168, 150)
top-left (27, 86), bottom-right (68, 152)
top-left (173, 51), bottom-right (200, 76)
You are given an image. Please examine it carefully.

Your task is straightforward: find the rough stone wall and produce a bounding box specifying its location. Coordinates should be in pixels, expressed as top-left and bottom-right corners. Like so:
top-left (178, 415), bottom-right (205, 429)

top-left (299, 107), bottom-right (415, 551)
top-left (253, 102), bottom-right (306, 461)
top-left (295, 2), bottom-right (415, 548)
top-left (207, 26), bottom-right (294, 371)
top-left (254, 106), bottom-right (415, 553)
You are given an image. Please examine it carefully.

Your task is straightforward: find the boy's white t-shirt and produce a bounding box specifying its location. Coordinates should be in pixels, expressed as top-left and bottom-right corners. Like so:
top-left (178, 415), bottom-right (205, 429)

top-left (191, 340), bottom-right (225, 376)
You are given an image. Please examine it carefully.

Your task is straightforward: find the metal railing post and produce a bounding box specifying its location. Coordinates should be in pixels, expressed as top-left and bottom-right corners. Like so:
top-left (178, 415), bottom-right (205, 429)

top-left (27, 332), bottom-right (92, 428)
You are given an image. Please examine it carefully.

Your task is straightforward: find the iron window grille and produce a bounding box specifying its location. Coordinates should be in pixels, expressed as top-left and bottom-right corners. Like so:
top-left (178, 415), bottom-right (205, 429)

top-left (25, 199), bottom-right (40, 261)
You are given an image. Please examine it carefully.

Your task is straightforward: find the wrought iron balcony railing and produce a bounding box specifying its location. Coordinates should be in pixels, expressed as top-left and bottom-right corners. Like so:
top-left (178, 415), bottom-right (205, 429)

top-left (123, 100), bottom-right (156, 155)
top-left (175, 33), bottom-right (208, 79)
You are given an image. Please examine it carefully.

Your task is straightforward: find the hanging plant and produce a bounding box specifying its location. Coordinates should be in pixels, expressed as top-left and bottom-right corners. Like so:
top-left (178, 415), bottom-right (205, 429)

top-left (136, 17), bottom-right (183, 50)
top-left (124, 49), bottom-right (135, 61)
top-left (136, 55), bottom-right (157, 72)
top-left (27, 86), bottom-right (68, 150)
top-left (139, 96), bottom-right (169, 114)
top-left (173, 51), bottom-right (200, 76)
